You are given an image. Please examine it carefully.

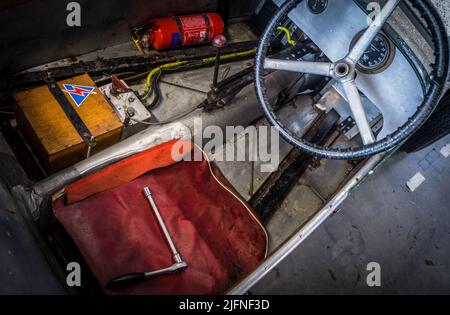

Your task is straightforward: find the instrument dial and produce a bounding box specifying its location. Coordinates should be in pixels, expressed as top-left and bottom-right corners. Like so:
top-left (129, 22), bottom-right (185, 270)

top-left (351, 32), bottom-right (395, 74)
top-left (307, 0), bottom-right (328, 14)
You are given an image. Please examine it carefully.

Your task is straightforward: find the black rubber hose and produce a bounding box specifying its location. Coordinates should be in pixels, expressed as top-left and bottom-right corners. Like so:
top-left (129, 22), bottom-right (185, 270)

top-left (146, 70), bottom-right (162, 109)
top-left (145, 62), bottom-right (203, 109)
top-left (255, 0), bottom-right (449, 160)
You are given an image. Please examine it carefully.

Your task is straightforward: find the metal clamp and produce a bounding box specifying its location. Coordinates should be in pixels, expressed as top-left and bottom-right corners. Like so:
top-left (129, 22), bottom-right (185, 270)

top-left (47, 83), bottom-right (97, 157)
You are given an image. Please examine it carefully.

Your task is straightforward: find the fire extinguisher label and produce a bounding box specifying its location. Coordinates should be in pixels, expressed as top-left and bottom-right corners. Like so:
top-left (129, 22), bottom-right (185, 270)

top-left (180, 15), bottom-right (211, 45)
top-left (185, 30), bottom-right (208, 45)
top-left (180, 16), bottom-right (206, 29)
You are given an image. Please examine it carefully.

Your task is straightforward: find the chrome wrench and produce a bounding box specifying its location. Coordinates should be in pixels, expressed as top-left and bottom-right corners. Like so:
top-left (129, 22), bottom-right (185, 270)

top-left (106, 187), bottom-right (188, 290)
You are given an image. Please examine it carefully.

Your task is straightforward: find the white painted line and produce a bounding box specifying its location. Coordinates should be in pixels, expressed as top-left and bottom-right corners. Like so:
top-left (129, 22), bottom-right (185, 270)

top-left (440, 143), bottom-right (450, 158)
top-left (406, 172), bottom-right (426, 192)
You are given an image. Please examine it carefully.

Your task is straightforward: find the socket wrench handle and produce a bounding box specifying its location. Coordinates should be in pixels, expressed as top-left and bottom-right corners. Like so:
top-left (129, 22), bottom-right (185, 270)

top-left (105, 187), bottom-right (188, 291)
top-left (144, 187), bottom-right (181, 260)
top-left (106, 273), bottom-right (147, 290)
top-left (106, 262), bottom-right (188, 291)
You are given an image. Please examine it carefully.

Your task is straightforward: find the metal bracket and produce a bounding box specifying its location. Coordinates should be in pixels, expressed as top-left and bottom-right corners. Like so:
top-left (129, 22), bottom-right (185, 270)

top-left (47, 83), bottom-right (97, 154)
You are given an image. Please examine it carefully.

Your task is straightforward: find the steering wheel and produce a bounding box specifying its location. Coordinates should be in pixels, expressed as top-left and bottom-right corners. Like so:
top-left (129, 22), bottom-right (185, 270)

top-left (255, 0), bottom-right (449, 160)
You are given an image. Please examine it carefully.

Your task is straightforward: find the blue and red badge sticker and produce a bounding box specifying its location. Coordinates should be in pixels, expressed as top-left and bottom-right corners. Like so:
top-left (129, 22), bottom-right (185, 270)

top-left (62, 84), bottom-right (97, 107)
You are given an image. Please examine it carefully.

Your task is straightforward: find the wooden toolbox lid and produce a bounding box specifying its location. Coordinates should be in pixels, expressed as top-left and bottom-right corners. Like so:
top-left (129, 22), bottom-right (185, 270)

top-left (14, 74), bottom-right (123, 156)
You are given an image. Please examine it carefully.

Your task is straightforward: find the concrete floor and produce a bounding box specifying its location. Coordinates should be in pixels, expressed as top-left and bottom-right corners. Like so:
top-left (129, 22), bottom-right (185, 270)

top-left (253, 134), bottom-right (450, 295)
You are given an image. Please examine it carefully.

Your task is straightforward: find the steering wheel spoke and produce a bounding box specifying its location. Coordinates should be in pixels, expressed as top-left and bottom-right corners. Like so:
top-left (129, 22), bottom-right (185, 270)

top-left (341, 80), bottom-right (376, 145)
top-left (264, 59), bottom-right (333, 77)
top-left (347, 0), bottom-right (400, 64)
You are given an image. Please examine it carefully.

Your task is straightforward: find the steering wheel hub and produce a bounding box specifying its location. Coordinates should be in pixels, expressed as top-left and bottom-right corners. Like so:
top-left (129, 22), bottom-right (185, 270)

top-left (334, 61), bottom-right (352, 79)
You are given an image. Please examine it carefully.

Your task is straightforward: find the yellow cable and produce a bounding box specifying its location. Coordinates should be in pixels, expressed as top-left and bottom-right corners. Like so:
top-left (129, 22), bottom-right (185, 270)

top-left (143, 60), bottom-right (191, 96)
top-left (200, 48), bottom-right (257, 63)
top-left (132, 35), bottom-right (144, 54)
top-left (142, 48), bottom-right (257, 97)
top-left (277, 26), bottom-right (296, 46)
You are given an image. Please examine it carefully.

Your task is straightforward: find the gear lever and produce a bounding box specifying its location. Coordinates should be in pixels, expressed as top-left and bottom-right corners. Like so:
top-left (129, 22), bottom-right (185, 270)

top-left (211, 35), bottom-right (228, 90)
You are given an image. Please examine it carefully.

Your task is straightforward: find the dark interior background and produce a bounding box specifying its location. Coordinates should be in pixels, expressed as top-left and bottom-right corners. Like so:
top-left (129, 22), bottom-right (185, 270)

top-left (0, 0), bottom-right (259, 76)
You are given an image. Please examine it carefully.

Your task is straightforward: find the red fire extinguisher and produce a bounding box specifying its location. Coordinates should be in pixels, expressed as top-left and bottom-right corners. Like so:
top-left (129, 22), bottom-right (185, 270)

top-left (142, 13), bottom-right (225, 50)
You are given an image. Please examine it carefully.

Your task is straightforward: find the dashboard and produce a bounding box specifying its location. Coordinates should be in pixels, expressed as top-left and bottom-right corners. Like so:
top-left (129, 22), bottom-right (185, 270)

top-left (271, 0), bottom-right (427, 140)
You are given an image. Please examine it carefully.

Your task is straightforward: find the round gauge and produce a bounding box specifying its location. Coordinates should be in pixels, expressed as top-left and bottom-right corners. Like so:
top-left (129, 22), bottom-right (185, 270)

top-left (350, 31), bottom-right (396, 74)
top-left (307, 0), bottom-right (328, 14)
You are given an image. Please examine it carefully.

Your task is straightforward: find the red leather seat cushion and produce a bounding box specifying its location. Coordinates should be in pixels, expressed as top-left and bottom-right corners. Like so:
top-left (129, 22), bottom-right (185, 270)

top-left (52, 141), bottom-right (267, 294)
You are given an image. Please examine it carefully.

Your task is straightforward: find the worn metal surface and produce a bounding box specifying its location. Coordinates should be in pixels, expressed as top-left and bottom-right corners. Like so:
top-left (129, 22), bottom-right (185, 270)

top-left (214, 94), bottom-right (318, 201)
top-left (250, 110), bottom-right (339, 222)
top-left (99, 84), bottom-right (153, 139)
top-left (265, 144), bottom-right (357, 250)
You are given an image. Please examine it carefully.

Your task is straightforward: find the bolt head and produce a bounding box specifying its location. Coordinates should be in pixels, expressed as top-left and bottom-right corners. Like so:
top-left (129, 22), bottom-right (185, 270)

top-left (126, 107), bottom-right (136, 117)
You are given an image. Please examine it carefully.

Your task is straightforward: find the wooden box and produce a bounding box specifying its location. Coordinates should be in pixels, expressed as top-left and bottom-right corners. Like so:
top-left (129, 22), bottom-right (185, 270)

top-left (15, 74), bottom-right (123, 174)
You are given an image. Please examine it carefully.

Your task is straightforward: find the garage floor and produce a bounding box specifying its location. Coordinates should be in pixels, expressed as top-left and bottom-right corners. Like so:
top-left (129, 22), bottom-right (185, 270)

top-left (252, 134), bottom-right (450, 295)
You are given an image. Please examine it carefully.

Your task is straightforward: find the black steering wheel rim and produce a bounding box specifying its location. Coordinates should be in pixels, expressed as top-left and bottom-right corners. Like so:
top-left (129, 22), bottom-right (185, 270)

top-left (255, 0), bottom-right (449, 160)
